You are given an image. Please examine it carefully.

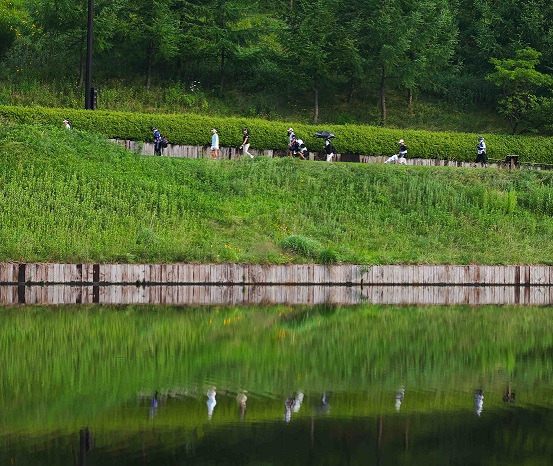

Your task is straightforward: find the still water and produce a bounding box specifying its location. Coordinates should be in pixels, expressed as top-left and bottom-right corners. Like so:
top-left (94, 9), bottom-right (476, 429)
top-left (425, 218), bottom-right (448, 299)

top-left (1, 303), bottom-right (552, 464)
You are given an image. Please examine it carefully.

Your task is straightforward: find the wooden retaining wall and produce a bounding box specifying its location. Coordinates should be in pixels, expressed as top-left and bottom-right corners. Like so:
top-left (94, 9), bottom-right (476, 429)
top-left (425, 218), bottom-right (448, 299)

top-left (1, 263), bottom-right (553, 286)
top-left (1, 285), bottom-right (551, 306)
top-left (111, 139), bottom-right (549, 170)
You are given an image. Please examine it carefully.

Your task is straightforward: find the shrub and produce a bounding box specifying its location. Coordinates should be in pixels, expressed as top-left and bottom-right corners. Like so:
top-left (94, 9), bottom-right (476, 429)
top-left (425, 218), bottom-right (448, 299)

top-left (1, 105), bottom-right (553, 163)
top-left (318, 248), bottom-right (340, 264)
top-left (280, 235), bottom-right (321, 258)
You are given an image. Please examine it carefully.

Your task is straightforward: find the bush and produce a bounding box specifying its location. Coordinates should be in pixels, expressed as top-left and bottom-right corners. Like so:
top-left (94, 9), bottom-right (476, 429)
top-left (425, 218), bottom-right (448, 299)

top-left (1, 105), bottom-right (553, 163)
top-left (280, 235), bottom-right (321, 258)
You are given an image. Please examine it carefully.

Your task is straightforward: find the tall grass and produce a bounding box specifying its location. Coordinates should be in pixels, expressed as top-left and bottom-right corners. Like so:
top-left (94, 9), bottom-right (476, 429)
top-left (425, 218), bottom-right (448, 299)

top-left (3, 123), bottom-right (553, 263)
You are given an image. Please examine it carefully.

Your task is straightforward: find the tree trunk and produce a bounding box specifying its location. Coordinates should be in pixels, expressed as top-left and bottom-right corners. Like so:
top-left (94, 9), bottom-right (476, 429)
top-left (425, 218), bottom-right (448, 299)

top-left (346, 78), bottom-right (354, 103)
top-left (145, 45), bottom-right (153, 91)
top-left (407, 88), bottom-right (413, 106)
top-left (313, 87), bottom-right (319, 124)
top-left (380, 66), bottom-right (387, 127)
top-left (220, 46), bottom-right (226, 95)
top-left (78, 28), bottom-right (86, 89)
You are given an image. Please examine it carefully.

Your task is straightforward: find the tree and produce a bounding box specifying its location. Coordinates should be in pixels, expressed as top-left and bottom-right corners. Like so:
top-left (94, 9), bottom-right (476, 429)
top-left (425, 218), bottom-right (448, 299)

top-left (487, 47), bottom-right (553, 133)
top-left (115, 0), bottom-right (181, 89)
top-left (355, 0), bottom-right (456, 126)
top-left (281, 0), bottom-right (345, 123)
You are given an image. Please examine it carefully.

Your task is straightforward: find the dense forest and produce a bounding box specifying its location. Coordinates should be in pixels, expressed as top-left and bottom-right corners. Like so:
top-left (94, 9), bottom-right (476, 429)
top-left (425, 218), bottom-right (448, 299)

top-left (1, 0), bottom-right (553, 132)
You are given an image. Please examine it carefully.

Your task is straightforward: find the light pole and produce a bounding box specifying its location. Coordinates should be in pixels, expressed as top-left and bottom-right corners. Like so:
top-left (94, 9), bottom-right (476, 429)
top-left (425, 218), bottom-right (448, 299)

top-left (85, 0), bottom-right (94, 109)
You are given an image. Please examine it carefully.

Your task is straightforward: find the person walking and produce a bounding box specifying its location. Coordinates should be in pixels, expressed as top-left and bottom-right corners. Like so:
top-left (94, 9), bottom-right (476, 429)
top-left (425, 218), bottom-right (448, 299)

top-left (240, 127), bottom-right (253, 158)
top-left (385, 139), bottom-right (408, 164)
top-left (475, 136), bottom-right (487, 165)
top-left (63, 119), bottom-right (71, 130)
top-left (152, 127), bottom-right (162, 156)
top-left (210, 129), bottom-right (219, 159)
top-left (325, 138), bottom-right (337, 162)
top-left (287, 128), bottom-right (296, 157)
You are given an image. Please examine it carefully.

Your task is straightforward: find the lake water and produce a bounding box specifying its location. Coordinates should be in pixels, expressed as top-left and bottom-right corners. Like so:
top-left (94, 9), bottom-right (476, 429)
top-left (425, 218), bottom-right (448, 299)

top-left (1, 301), bottom-right (552, 464)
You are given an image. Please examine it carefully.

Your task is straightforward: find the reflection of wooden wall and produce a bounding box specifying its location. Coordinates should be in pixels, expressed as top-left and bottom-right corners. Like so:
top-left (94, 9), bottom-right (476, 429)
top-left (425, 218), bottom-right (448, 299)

top-left (1, 263), bottom-right (553, 286)
top-left (1, 285), bottom-right (552, 306)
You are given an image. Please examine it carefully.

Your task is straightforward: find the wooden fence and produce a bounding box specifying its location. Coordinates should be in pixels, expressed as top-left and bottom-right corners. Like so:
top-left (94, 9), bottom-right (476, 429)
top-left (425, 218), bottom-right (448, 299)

top-left (2, 263), bottom-right (553, 286)
top-left (111, 139), bottom-right (549, 170)
top-left (1, 284), bottom-right (552, 306)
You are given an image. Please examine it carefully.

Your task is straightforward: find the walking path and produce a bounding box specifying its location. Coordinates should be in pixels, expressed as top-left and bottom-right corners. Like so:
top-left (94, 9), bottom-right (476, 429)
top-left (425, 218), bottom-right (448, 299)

top-left (112, 139), bottom-right (549, 170)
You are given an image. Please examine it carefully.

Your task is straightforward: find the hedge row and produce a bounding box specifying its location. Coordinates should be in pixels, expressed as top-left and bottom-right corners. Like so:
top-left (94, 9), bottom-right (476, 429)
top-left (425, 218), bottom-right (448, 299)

top-left (1, 105), bottom-right (552, 163)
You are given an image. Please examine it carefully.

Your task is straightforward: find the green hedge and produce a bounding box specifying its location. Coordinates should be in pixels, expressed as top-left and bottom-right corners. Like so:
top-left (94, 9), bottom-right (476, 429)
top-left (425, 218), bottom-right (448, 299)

top-left (1, 105), bottom-right (552, 163)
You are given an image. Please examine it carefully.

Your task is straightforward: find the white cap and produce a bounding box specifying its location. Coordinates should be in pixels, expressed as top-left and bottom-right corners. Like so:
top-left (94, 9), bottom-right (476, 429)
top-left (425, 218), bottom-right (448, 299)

top-left (399, 139), bottom-right (404, 143)
top-left (63, 119), bottom-right (69, 123)
top-left (211, 128), bottom-right (217, 133)
top-left (288, 127), bottom-right (294, 132)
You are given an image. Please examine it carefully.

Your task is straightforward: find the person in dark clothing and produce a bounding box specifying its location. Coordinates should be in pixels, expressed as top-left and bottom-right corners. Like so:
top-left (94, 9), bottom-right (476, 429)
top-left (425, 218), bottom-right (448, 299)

top-left (385, 139), bottom-right (408, 164)
top-left (290, 135), bottom-right (307, 160)
top-left (325, 138), bottom-right (337, 162)
top-left (152, 127), bottom-right (163, 156)
top-left (240, 127), bottom-right (253, 158)
top-left (475, 136), bottom-right (487, 165)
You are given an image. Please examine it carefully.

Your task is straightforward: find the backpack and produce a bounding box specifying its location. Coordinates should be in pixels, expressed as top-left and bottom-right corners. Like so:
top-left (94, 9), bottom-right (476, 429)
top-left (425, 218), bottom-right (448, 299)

top-left (161, 136), bottom-right (168, 148)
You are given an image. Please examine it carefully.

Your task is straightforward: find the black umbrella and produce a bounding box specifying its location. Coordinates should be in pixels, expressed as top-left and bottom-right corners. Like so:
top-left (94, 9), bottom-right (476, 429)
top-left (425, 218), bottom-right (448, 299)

top-left (313, 130), bottom-right (335, 139)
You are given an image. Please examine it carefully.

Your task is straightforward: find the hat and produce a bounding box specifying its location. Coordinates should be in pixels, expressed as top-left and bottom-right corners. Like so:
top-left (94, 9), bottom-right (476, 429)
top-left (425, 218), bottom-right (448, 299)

top-left (478, 136), bottom-right (484, 140)
top-left (288, 127), bottom-right (294, 132)
top-left (398, 139), bottom-right (404, 144)
top-left (63, 119), bottom-right (70, 123)
top-left (211, 128), bottom-right (217, 133)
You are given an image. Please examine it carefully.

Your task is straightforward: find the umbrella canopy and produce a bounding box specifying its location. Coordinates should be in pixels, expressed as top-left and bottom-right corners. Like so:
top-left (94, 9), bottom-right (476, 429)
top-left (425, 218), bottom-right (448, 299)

top-left (313, 131), bottom-right (335, 139)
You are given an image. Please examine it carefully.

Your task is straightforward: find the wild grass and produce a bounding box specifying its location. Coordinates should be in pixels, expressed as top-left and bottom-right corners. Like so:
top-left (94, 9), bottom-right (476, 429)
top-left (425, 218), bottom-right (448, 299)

top-left (2, 123), bottom-right (553, 263)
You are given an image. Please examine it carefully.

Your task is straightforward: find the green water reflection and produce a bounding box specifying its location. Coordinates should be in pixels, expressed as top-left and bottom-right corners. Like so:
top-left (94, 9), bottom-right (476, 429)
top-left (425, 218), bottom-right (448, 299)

top-left (1, 304), bottom-right (552, 464)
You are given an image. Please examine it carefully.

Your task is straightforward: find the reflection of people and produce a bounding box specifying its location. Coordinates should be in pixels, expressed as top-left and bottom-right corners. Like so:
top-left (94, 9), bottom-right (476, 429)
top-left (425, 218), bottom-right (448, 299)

top-left (207, 387), bottom-right (217, 420)
top-left (210, 129), bottom-right (219, 159)
top-left (475, 389), bottom-right (484, 417)
top-left (237, 391), bottom-right (247, 421)
top-left (285, 397), bottom-right (294, 423)
top-left (292, 392), bottom-right (304, 413)
top-left (395, 387), bottom-right (405, 412)
top-left (502, 386), bottom-right (516, 403)
top-left (317, 392), bottom-right (331, 415)
top-left (150, 390), bottom-right (159, 419)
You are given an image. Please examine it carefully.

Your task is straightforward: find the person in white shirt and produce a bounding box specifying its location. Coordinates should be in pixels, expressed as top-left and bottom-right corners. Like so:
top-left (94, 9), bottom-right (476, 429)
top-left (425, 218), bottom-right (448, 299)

top-left (210, 129), bottom-right (219, 159)
top-left (63, 119), bottom-right (71, 130)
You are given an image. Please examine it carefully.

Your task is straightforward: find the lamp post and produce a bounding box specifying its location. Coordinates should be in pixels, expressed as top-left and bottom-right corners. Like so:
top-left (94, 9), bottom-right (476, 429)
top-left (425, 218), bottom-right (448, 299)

top-left (85, 0), bottom-right (94, 109)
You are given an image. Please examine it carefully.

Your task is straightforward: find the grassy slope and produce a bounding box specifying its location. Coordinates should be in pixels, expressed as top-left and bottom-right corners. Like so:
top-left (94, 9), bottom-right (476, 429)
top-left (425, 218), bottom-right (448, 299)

top-left (2, 123), bottom-right (553, 263)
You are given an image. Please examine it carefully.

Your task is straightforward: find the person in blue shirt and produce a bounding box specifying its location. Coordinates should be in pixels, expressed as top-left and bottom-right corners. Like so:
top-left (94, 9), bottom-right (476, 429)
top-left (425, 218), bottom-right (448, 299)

top-left (475, 136), bottom-right (487, 165)
top-left (152, 127), bottom-right (162, 156)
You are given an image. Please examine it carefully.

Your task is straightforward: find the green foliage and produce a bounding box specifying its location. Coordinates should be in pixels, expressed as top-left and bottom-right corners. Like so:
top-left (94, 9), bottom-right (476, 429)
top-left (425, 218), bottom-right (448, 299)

top-left (280, 235), bottom-right (321, 258)
top-left (1, 104), bottom-right (553, 163)
top-left (487, 47), bottom-right (553, 133)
